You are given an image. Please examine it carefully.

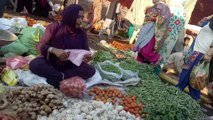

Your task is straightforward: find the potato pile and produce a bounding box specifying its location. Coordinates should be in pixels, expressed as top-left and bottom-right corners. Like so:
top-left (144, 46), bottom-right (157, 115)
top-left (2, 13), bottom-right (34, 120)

top-left (6, 85), bottom-right (64, 120)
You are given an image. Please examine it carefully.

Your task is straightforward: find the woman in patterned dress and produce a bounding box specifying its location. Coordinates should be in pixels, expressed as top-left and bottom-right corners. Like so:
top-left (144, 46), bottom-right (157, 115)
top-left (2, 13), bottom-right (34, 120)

top-left (159, 0), bottom-right (186, 65)
top-left (133, 0), bottom-right (171, 64)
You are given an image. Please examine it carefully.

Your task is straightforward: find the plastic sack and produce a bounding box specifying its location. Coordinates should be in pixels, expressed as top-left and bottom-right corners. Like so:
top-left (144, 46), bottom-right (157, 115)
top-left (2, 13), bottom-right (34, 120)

top-left (116, 62), bottom-right (139, 80)
top-left (0, 18), bottom-right (13, 31)
top-left (6, 56), bottom-right (29, 70)
top-left (19, 27), bottom-right (44, 55)
top-left (0, 40), bottom-right (29, 57)
top-left (86, 69), bottom-right (102, 88)
top-left (0, 18), bottom-right (27, 33)
top-left (59, 76), bottom-right (86, 98)
top-left (10, 18), bottom-right (28, 32)
top-left (32, 24), bottom-right (46, 33)
top-left (15, 69), bottom-right (47, 86)
top-left (190, 61), bottom-right (209, 90)
top-left (96, 60), bottom-right (123, 82)
top-left (1, 68), bottom-right (18, 86)
top-left (66, 49), bottom-right (91, 66)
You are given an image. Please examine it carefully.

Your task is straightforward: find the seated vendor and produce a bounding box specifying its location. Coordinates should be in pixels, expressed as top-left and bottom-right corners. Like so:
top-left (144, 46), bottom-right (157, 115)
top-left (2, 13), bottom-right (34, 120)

top-left (29, 4), bottom-right (96, 88)
top-left (163, 36), bottom-right (192, 75)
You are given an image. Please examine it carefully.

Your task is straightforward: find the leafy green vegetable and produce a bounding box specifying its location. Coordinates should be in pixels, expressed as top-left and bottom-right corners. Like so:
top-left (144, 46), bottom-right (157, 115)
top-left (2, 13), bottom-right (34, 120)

top-left (101, 64), bottom-right (121, 74)
top-left (92, 50), bottom-right (116, 63)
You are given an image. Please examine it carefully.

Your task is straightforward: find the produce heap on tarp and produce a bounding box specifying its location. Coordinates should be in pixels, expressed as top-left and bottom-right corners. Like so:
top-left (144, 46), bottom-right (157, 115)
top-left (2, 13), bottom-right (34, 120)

top-left (0, 49), bottom-right (206, 120)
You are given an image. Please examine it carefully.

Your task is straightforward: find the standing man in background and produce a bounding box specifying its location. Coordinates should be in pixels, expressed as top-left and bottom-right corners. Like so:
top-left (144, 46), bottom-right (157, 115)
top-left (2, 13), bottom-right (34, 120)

top-left (0, 0), bottom-right (8, 17)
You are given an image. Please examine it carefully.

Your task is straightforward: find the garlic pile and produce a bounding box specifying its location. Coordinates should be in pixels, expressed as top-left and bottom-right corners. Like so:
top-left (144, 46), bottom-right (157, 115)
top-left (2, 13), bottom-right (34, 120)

top-left (38, 101), bottom-right (143, 120)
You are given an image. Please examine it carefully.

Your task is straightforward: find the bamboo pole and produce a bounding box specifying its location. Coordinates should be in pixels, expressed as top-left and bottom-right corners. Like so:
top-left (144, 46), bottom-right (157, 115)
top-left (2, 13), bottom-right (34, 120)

top-left (159, 73), bottom-right (212, 104)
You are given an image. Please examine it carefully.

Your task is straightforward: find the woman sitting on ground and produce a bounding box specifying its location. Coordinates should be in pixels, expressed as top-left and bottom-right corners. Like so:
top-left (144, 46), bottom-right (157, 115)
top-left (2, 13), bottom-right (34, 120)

top-left (29, 4), bottom-right (96, 88)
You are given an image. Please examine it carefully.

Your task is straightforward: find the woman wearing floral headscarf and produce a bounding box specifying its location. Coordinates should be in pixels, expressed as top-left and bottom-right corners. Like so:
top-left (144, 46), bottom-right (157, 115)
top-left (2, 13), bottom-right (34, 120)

top-left (29, 4), bottom-right (95, 88)
top-left (159, 0), bottom-right (186, 64)
top-left (133, 0), bottom-right (171, 64)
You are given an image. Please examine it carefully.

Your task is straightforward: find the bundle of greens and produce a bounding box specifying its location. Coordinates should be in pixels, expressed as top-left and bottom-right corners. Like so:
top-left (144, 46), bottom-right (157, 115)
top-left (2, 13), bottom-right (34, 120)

top-left (101, 64), bottom-right (121, 75)
top-left (97, 61), bottom-right (122, 82)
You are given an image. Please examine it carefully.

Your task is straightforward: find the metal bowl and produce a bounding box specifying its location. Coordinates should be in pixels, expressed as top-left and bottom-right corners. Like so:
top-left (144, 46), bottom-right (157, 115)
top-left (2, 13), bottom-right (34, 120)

top-left (0, 30), bottom-right (17, 47)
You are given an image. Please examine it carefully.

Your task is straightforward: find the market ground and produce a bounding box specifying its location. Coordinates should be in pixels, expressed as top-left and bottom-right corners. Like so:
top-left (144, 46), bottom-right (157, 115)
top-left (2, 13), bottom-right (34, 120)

top-left (2, 9), bottom-right (213, 118)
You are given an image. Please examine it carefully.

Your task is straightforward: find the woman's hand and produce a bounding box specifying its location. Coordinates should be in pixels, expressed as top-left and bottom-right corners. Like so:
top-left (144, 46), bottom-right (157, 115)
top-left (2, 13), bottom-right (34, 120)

top-left (203, 53), bottom-right (212, 63)
top-left (51, 48), bottom-right (70, 61)
top-left (83, 54), bottom-right (92, 63)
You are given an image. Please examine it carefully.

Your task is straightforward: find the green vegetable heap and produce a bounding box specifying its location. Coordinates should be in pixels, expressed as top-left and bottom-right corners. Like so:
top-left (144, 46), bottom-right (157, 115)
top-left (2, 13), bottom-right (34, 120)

top-left (124, 59), bottom-right (206, 120)
top-left (119, 59), bottom-right (150, 73)
top-left (92, 51), bottom-right (205, 119)
top-left (92, 50), bottom-right (116, 63)
top-left (101, 64), bottom-right (121, 74)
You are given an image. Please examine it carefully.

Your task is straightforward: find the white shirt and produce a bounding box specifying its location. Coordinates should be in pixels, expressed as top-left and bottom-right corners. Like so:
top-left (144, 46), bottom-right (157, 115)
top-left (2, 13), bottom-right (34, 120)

top-left (194, 24), bottom-right (213, 54)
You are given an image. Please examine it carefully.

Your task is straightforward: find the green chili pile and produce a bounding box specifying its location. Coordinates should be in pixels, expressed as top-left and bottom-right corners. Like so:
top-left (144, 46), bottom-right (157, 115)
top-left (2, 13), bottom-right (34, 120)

top-left (92, 51), bottom-right (205, 119)
top-left (125, 59), bottom-right (206, 120)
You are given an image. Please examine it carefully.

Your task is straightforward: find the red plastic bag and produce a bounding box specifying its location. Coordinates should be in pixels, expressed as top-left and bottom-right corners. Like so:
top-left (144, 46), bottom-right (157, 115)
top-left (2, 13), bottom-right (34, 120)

top-left (59, 76), bottom-right (86, 98)
top-left (6, 56), bottom-right (29, 70)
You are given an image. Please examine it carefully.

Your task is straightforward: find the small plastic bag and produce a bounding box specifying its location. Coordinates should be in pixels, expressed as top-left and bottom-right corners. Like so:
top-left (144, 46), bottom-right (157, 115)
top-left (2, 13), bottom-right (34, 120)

top-left (116, 62), bottom-right (139, 80)
top-left (6, 56), bottom-right (29, 70)
top-left (86, 69), bottom-right (102, 88)
top-left (1, 68), bottom-right (18, 86)
top-left (96, 60), bottom-right (123, 82)
top-left (59, 76), bottom-right (86, 98)
top-left (190, 61), bottom-right (209, 90)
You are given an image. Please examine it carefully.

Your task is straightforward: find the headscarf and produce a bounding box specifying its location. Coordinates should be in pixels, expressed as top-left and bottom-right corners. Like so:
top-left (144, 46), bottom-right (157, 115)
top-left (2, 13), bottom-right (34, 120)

top-left (62, 4), bottom-right (84, 32)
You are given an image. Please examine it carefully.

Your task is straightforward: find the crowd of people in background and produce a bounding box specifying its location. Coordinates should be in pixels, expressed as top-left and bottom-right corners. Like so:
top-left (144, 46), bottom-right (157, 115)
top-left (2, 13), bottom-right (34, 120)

top-left (0, 0), bottom-right (79, 18)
